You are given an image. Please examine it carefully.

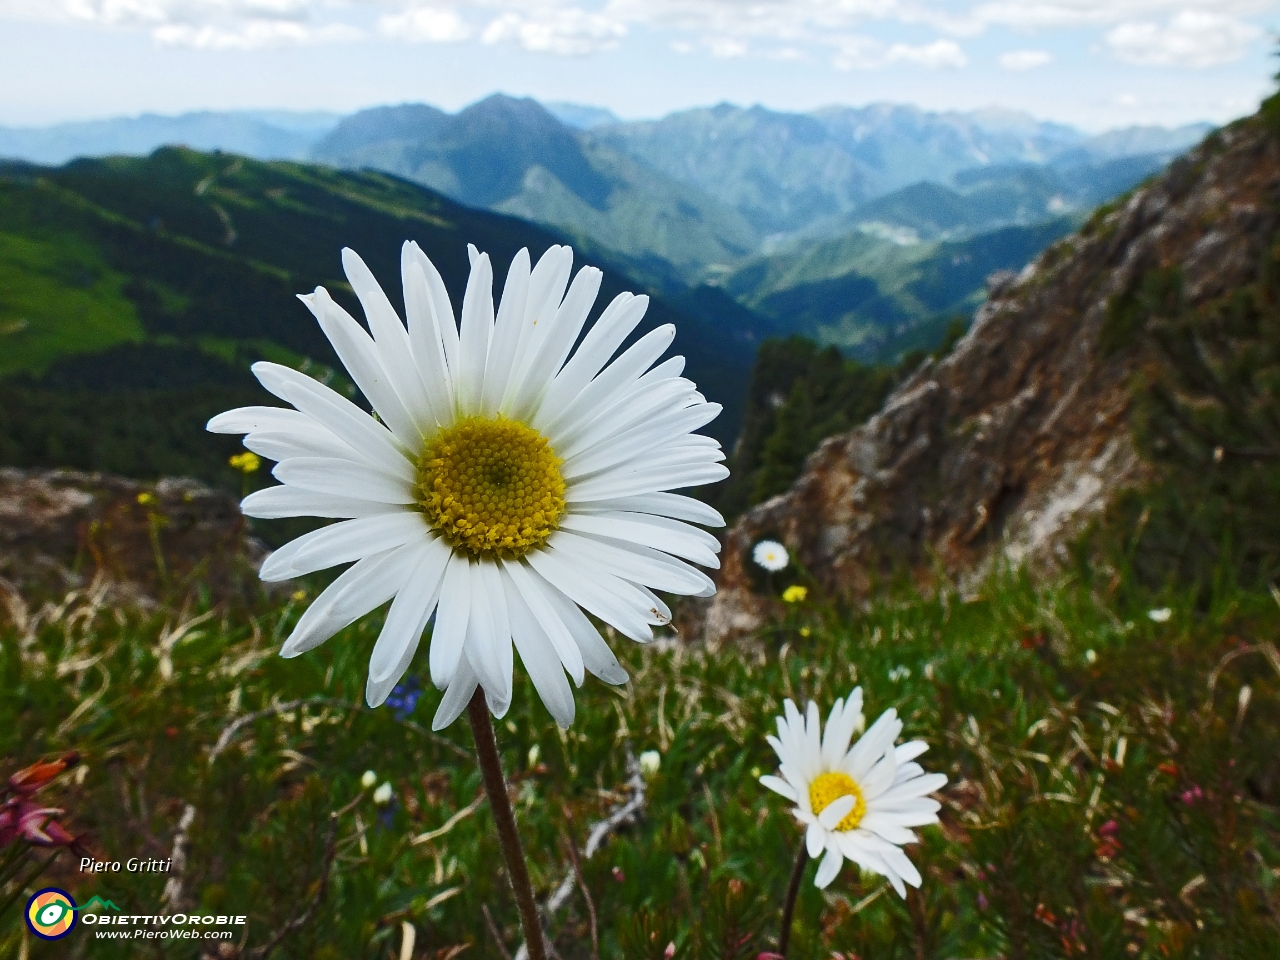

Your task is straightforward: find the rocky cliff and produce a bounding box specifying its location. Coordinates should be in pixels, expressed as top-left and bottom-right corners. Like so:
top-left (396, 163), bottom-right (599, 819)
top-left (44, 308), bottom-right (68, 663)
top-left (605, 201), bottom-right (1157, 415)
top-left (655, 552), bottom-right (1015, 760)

top-left (0, 469), bottom-right (267, 608)
top-left (705, 115), bottom-right (1280, 642)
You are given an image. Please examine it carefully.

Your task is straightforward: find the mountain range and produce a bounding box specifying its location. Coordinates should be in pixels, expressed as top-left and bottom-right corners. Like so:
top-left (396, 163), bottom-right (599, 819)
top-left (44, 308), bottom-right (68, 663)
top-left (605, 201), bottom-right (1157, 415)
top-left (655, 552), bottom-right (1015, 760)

top-left (0, 97), bottom-right (1214, 371)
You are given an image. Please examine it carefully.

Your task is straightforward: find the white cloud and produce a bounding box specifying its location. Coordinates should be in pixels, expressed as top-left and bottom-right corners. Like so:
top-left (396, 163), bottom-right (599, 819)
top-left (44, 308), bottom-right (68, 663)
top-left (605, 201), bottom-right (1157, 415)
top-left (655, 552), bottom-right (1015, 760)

top-left (834, 35), bottom-right (967, 70)
top-left (1000, 48), bottom-right (1053, 70)
top-left (1105, 11), bottom-right (1261, 67)
top-left (972, 1), bottom-right (1274, 31)
top-left (379, 6), bottom-right (470, 43)
top-left (0, 0), bottom-right (1273, 65)
top-left (153, 19), bottom-right (358, 48)
top-left (482, 8), bottom-right (626, 56)
top-left (885, 38), bottom-right (967, 68)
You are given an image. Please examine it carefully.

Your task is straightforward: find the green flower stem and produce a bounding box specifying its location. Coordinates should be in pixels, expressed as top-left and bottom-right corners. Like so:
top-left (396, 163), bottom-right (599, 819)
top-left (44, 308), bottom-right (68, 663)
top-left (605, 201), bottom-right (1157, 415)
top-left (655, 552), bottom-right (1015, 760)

top-left (778, 843), bottom-right (809, 958)
top-left (467, 690), bottom-right (547, 960)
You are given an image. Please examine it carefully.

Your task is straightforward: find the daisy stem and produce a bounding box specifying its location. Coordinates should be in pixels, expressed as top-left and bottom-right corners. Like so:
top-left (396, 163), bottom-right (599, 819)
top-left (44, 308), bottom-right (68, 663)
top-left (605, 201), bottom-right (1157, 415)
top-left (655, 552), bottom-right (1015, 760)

top-left (777, 843), bottom-right (809, 957)
top-left (466, 690), bottom-right (547, 960)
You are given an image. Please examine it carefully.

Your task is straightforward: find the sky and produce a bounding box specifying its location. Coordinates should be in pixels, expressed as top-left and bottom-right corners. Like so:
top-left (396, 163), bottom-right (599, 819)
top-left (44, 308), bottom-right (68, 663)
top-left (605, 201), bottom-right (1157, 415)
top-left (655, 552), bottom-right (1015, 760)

top-left (0, 1), bottom-right (1277, 131)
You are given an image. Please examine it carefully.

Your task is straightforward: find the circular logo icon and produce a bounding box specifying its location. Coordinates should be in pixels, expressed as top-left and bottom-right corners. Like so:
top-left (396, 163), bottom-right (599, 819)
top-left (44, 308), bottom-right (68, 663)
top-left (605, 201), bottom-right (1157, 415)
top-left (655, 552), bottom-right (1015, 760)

top-left (26, 888), bottom-right (78, 940)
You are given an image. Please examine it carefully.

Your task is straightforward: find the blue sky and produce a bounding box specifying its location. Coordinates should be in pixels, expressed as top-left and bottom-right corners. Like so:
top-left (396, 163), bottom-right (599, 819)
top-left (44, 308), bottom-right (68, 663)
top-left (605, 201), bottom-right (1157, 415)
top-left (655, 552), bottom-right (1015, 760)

top-left (1, 1), bottom-right (1276, 130)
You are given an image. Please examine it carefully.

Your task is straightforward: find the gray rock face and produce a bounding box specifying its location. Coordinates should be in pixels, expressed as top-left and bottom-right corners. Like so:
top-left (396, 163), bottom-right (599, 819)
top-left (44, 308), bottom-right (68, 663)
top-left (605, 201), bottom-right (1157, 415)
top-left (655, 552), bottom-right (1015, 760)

top-left (704, 120), bottom-right (1280, 642)
top-left (0, 468), bottom-right (268, 607)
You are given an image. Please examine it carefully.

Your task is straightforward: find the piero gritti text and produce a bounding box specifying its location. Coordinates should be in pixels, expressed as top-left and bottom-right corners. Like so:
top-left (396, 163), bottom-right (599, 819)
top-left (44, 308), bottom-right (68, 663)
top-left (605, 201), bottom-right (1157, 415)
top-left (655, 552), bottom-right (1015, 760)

top-left (80, 857), bottom-right (173, 873)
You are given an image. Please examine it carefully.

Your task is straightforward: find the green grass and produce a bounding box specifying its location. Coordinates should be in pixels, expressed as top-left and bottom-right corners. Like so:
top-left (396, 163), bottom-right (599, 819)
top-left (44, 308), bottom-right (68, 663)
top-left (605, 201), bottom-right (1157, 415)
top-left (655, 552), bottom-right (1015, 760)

top-left (0, 230), bottom-right (144, 377)
top-left (3, 552), bottom-right (1277, 958)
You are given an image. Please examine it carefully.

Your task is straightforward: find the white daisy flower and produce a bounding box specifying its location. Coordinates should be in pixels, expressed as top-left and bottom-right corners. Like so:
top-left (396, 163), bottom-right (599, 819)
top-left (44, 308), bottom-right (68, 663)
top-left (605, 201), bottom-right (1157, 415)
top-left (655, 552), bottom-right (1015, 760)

top-left (752, 539), bottom-right (789, 572)
top-left (208, 242), bottom-right (727, 730)
top-left (759, 688), bottom-right (946, 896)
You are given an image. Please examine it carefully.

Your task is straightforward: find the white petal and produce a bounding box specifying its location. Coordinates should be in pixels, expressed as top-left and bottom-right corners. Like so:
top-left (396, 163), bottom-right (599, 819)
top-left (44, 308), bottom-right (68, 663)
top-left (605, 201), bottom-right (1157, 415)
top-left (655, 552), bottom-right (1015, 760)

top-left (501, 245), bottom-right (572, 415)
top-left (541, 324), bottom-right (675, 446)
top-left (253, 362), bottom-right (411, 475)
top-left (532, 292), bottom-right (647, 429)
top-left (874, 774), bottom-right (949, 807)
top-left (565, 461), bottom-right (729, 502)
top-left (456, 251), bottom-right (493, 415)
top-left (857, 813), bottom-right (917, 845)
top-left (241, 486), bottom-right (403, 520)
top-left (466, 562), bottom-right (513, 706)
top-left (534, 569), bottom-right (628, 684)
top-left (814, 845), bottom-right (844, 889)
top-left (339, 249), bottom-right (438, 437)
top-left (429, 553), bottom-right (471, 688)
top-left (546, 530), bottom-right (714, 597)
top-left (574, 493), bottom-right (725, 528)
top-left (368, 540), bottom-right (451, 684)
top-left (432, 656), bottom-right (478, 731)
top-left (525, 547), bottom-right (654, 643)
top-left (558, 513), bottom-right (719, 569)
top-left (402, 241), bottom-right (459, 390)
top-left (479, 248), bottom-right (530, 415)
top-left (759, 775), bottom-right (797, 802)
top-left (207, 405), bottom-right (308, 435)
top-left (259, 513), bottom-right (427, 581)
top-left (806, 821), bottom-right (826, 858)
top-left (843, 709), bottom-right (902, 781)
top-left (299, 285), bottom-right (420, 448)
top-left (859, 751), bottom-right (899, 801)
top-left (818, 794), bottom-right (857, 831)
top-left (279, 545), bottom-right (413, 657)
top-left (402, 252), bottom-right (455, 427)
top-left (503, 570), bottom-right (575, 727)
top-left (500, 559), bottom-right (586, 684)
top-left (242, 428), bottom-right (354, 464)
top-left (273, 456), bottom-right (414, 505)
top-left (896, 741), bottom-right (930, 764)
top-left (507, 265), bottom-right (601, 420)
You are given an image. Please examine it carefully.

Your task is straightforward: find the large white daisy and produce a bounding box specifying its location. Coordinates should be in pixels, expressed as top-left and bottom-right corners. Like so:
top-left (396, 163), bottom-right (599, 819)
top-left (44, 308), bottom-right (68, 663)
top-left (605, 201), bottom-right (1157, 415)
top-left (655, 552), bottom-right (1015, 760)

top-left (759, 689), bottom-right (947, 895)
top-left (208, 242), bottom-right (727, 729)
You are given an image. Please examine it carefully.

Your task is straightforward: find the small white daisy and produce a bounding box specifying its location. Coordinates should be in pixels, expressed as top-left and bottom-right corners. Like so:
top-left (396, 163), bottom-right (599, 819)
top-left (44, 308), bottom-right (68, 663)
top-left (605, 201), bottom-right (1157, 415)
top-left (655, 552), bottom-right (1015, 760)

top-left (209, 242), bottom-right (727, 729)
top-left (752, 539), bottom-right (789, 572)
top-left (1147, 607), bottom-right (1172, 623)
top-left (759, 688), bottom-right (946, 896)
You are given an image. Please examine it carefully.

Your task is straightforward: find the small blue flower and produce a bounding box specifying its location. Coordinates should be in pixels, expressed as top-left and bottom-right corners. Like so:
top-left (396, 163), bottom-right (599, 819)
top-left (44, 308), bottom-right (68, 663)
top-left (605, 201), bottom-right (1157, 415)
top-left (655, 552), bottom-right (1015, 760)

top-left (385, 675), bottom-right (422, 721)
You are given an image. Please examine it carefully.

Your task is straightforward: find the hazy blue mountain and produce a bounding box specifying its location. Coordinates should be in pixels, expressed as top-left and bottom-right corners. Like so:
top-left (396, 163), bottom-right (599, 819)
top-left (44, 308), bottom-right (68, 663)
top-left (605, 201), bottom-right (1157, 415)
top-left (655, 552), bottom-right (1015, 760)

top-left (0, 110), bottom-right (342, 165)
top-left (543, 102), bottom-right (622, 130)
top-left (596, 103), bottom-right (874, 237)
top-left (595, 102), bottom-right (1093, 240)
top-left (1050, 123), bottom-right (1214, 168)
top-left (721, 217), bottom-right (1079, 360)
top-left (311, 94), bottom-right (758, 285)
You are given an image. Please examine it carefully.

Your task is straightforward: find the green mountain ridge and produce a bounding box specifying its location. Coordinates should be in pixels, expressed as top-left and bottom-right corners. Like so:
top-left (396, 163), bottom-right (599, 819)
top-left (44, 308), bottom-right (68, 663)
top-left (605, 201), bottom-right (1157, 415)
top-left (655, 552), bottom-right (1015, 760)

top-left (721, 216), bottom-right (1080, 360)
top-left (0, 148), bottom-right (758, 485)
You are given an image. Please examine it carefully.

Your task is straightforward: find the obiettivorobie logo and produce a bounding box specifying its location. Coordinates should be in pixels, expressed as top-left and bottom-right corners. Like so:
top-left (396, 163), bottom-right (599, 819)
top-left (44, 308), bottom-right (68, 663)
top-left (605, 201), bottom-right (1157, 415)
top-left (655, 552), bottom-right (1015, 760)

top-left (25, 890), bottom-right (122, 939)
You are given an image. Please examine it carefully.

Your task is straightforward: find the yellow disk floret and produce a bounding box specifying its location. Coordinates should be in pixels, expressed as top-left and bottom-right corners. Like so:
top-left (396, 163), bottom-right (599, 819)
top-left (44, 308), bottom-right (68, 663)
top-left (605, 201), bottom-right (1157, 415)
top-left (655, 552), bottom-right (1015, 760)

top-left (416, 415), bottom-right (566, 561)
top-left (808, 771), bottom-right (866, 832)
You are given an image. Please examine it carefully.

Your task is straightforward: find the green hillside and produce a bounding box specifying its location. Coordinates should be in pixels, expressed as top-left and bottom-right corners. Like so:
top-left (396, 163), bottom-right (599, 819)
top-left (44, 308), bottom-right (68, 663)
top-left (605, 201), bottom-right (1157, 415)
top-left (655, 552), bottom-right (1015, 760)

top-left (0, 149), bottom-right (757, 486)
top-left (723, 218), bottom-right (1079, 360)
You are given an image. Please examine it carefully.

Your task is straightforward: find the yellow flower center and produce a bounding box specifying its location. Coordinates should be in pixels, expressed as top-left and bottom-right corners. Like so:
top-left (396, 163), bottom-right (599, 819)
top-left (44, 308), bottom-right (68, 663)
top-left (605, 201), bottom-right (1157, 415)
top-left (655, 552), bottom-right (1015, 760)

top-left (416, 415), bottom-right (566, 561)
top-left (808, 771), bottom-right (866, 832)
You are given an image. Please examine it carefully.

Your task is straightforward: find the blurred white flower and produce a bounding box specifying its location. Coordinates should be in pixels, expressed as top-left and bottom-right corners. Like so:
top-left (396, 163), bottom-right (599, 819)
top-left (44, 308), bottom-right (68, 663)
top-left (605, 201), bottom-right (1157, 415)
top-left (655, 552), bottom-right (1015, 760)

top-left (1148, 608), bottom-right (1172, 623)
top-left (888, 665), bottom-right (911, 682)
top-left (639, 749), bottom-right (662, 777)
top-left (1085, 649), bottom-right (1098, 665)
top-left (210, 242), bottom-right (727, 730)
top-left (753, 539), bottom-right (789, 572)
top-left (373, 782), bottom-right (394, 805)
top-left (760, 688), bottom-right (946, 895)
top-left (361, 769), bottom-right (377, 789)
